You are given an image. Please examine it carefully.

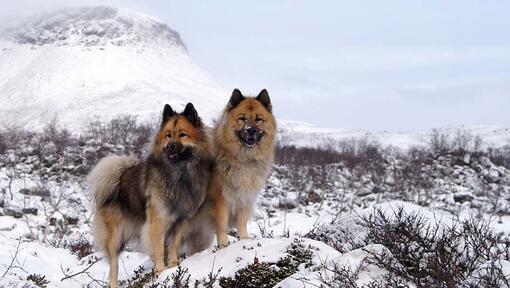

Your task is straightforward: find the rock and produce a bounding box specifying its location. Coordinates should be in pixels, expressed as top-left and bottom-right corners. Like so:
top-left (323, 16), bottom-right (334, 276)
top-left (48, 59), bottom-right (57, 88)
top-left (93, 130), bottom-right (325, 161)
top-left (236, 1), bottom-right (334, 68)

top-left (22, 208), bottom-right (38, 215)
top-left (259, 199), bottom-right (272, 207)
top-left (307, 191), bottom-right (322, 203)
top-left (4, 207), bottom-right (23, 218)
top-left (65, 216), bottom-right (79, 225)
top-left (463, 154), bottom-right (471, 165)
top-left (479, 156), bottom-right (492, 167)
top-left (470, 200), bottom-right (484, 209)
top-left (279, 197), bottom-right (298, 209)
top-left (453, 192), bottom-right (474, 203)
top-left (0, 224), bottom-right (16, 231)
top-left (372, 186), bottom-right (384, 194)
top-left (485, 168), bottom-right (501, 183)
top-left (357, 188), bottom-right (372, 197)
top-left (19, 187), bottom-right (51, 197)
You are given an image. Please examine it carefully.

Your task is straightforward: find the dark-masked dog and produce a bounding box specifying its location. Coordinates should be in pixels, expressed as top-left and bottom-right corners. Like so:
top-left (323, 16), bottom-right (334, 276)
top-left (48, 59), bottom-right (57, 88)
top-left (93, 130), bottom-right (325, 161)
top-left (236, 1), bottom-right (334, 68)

top-left (88, 103), bottom-right (213, 288)
top-left (183, 89), bottom-right (276, 253)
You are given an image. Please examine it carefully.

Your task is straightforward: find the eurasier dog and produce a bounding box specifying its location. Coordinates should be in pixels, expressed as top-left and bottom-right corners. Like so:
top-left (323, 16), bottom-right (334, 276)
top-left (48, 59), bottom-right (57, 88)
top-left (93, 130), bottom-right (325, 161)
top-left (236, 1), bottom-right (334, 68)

top-left (183, 88), bottom-right (276, 253)
top-left (88, 103), bottom-right (213, 287)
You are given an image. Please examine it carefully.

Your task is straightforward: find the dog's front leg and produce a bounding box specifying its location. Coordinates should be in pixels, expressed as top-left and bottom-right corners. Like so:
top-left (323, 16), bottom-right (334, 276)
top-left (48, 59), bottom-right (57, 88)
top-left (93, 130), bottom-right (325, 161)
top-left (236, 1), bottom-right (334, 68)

top-left (213, 195), bottom-right (230, 248)
top-left (167, 220), bottom-right (187, 268)
top-left (148, 206), bottom-right (166, 273)
top-left (209, 179), bottom-right (230, 248)
top-left (236, 207), bottom-right (251, 239)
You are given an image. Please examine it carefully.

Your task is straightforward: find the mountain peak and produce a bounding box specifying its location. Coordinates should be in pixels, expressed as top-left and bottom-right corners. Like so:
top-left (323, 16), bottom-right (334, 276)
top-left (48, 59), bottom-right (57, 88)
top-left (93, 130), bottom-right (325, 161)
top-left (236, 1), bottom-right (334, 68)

top-left (2, 6), bottom-right (185, 49)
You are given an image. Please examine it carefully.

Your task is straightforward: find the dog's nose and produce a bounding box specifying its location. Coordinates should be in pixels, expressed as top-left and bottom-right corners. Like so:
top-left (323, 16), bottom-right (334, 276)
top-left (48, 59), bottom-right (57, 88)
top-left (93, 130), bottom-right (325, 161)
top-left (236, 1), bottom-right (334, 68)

top-left (246, 126), bottom-right (257, 136)
top-left (167, 143), bottom-right (178, 154)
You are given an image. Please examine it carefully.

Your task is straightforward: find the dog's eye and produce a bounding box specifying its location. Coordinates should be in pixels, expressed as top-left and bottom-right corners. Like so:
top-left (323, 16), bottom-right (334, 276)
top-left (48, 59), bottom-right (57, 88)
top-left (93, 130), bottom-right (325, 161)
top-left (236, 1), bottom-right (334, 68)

top-left (255, 117), bottom-right (264, 124)
top-left (178, 132), bottom-right (187, 138)
top-left (166, 133), bottom-right (172, 139)
top-left (238, 116), bottom-right (247, 123)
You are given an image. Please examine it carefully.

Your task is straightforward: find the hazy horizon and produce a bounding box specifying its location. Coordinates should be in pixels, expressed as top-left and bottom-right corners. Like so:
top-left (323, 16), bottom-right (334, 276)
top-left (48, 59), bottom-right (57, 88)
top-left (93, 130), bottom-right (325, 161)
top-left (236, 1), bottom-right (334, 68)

top-left (1, 1), bottom-right (509, 132)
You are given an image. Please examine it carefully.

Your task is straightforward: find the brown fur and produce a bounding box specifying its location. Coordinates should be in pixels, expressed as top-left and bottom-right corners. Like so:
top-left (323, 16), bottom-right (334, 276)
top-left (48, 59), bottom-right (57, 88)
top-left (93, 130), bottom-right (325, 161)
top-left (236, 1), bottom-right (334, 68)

top-left (90, 104), bottom-right (213, 288)
top-left (184, 89), bottom-right (276, 252)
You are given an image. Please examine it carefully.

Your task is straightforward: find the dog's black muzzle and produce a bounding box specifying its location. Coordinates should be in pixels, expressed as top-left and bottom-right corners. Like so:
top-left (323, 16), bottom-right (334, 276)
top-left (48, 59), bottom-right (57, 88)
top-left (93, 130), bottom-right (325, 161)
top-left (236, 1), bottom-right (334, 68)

top-left (237, 125), bottom-right (263, 148)
top-left (165, 142), bottom-right (191, 161)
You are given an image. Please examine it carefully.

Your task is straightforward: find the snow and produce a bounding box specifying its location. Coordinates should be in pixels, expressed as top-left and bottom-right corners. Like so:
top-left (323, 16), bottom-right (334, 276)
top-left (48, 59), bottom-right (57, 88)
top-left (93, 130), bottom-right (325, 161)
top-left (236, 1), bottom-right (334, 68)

top-left (0, 6), bottom-right (228, 129)
top-left (279, 119), bottom-right (510, 149)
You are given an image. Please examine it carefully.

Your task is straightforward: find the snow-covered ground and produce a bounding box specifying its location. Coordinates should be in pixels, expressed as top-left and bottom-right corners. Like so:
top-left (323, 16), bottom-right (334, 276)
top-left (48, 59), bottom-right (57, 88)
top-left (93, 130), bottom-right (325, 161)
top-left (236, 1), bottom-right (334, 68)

top-left (1, 147), bottom-right (510, 287)
top-left (279, 119), bottom-right (510, 149)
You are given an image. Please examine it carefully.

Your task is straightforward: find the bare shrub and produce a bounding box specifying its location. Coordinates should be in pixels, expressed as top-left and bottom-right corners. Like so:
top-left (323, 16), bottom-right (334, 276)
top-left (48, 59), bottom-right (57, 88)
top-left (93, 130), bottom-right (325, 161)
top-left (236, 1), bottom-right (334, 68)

top-left (85, 115), bottom-right (154, 152)
top-left (39, 119), bottom-right (73, 156)
top-left (361, 207), bottom-right (510, 287)
top-left (275, 144), bottom-right (344, 165)
top-left (305, 223), bottom-right (365, 253)
top-left (66, 237), bottom-right (94, 260)
top-left (487, 144), bottom-right (510, 170)
top-left (26, 273), bottom-right (50, 287)
top-left (315, 259), bottom-right (408, 288)
top-left (429, 128), bottom-right (484, 157)
top-left (429, 128), bottom-right (451, 156)
top-left (0, 131), bottom-right (6, 154)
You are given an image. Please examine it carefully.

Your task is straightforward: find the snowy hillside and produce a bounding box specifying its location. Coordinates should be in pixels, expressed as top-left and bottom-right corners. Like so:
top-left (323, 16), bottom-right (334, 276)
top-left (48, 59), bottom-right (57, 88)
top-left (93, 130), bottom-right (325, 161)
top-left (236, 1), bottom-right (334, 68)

top-left (0, 6), bottom-right (228, 128)
top-left (279, 120), bottom-right (510, 149)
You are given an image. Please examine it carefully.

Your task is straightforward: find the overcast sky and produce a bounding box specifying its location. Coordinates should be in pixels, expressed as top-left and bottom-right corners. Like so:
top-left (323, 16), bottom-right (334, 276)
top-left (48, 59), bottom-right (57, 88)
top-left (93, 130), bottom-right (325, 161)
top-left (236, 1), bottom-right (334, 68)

top-left (1, 0), bottom-right (509, 131)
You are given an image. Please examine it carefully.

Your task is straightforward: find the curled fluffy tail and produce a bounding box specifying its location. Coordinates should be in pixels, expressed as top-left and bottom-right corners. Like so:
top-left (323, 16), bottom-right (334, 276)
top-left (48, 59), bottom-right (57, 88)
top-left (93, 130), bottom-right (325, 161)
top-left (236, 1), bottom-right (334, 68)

top-left (87, 155), bottom-right (139, 209)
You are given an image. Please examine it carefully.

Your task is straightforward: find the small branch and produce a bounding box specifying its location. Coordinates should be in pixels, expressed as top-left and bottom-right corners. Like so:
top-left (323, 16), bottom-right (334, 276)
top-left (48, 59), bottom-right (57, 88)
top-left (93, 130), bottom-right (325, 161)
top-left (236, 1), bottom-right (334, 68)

top-left (60, 256), bottom-right (102, 282)
top-left (0, 238), bottom-right (25, 279)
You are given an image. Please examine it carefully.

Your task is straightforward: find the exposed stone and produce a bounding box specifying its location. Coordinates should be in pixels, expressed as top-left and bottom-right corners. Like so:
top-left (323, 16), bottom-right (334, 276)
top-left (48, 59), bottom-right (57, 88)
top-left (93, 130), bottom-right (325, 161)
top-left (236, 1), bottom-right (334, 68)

top-left (372, 186), bottom-right (384, 194)
top-left (279, 197), bottom-right (298, 209)
top-left (453, 192), bottom-right (474, 203)
top-left (357, 188), bottom-right (372, 197)
top-left (485, 168), bottom-right (501, 183)
top-left (307, 191), bottom-right (322, 203)
top-left (22, 208), bottom-right (38, 215)
top-left (4, 207), bottom-right (23, 218)
top-left (65, 216), bottom-right (80, 225)
top-left (19, 187), bottom-right (51, 197)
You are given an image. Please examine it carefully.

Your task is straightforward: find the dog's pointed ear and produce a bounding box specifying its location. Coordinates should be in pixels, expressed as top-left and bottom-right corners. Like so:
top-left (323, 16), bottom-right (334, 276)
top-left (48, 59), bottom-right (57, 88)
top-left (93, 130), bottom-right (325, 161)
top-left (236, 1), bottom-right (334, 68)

top-left (256, 89), bottom-right (272, 112)
top-left (162, 104), bottom-right (175, 124)
top-left (228, 88), bottom-right (245, 111)
top-left (183, 103), bottom-right (200, 126)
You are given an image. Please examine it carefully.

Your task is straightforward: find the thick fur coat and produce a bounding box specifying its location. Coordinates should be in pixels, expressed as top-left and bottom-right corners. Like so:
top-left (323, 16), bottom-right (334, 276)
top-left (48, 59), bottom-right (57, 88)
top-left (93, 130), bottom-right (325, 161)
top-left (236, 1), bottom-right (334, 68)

top-left (89, 103), bottom-right (213, 288)
top-left (184, 89), bottom-right (276, 253)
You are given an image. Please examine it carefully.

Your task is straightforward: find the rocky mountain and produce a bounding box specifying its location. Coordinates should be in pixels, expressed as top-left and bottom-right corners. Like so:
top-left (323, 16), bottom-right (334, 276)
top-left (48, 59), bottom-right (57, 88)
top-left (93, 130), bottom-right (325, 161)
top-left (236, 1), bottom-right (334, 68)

top-left (0, 6), bottom-right (228, 129)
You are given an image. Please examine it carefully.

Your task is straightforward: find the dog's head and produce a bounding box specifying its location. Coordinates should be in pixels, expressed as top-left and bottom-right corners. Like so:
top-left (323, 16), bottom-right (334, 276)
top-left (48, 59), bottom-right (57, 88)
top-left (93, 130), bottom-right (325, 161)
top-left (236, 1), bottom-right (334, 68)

top-left (223, 89), bottom-right (276, 151)
top-left (154, 103), bottom-right (206, 162)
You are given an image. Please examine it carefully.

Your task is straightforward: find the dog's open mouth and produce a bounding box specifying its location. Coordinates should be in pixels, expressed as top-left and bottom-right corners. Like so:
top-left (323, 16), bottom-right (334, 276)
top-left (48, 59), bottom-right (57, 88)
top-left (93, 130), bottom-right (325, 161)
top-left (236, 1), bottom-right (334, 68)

top-left (237, 132), bottom-right (260, 148)
top-left (166, 148), bottom-right (192, 161)
top-left (243, 136), bottom-right (258, 148)
top-left (168, 153), bottom-right (179, 160)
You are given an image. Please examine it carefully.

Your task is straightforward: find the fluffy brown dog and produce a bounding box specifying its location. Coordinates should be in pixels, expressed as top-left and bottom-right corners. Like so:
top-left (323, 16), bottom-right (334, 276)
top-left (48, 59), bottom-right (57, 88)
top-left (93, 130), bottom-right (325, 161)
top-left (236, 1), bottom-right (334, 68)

top-left (183, 89), bottom-right (276, 253)
top-left (88, 103), bottom-right (213, 288)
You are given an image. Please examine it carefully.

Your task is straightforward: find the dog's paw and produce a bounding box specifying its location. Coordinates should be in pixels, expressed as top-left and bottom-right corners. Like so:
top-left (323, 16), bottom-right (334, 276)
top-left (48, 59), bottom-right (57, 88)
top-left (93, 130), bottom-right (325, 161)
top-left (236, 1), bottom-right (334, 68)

top-left (168, 260), bottom-right (178, 268)
top-left (217, 235), bottom-right (230, 248)
top-left (218, 240), bottom-right (231, 249)
top-left (238, 233), bottom-right (250, 240)
top-left (154, 264), bottom-right (166, 274)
